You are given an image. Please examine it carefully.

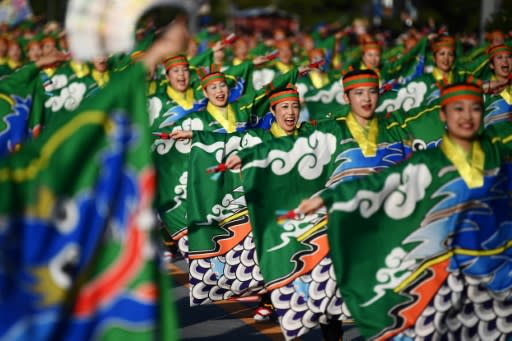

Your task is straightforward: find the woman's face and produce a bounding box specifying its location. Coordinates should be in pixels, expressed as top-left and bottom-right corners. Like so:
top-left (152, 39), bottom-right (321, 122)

top-left (343, 86), bottom-right (379, 124)
top-left (434, 47), bottom-right (455, 73)
top-left (272, 100), bottom-right (300, 134)
top-left (204, 80), bottom-right (229, 107)
top-left (491, 51), bottom-right (512, 80)
top-left (278, 45), bottom-right (292, 64)
top-left (27, 43), bottom-right (41, 62)
top-left (233, 40), bottom-right (248, 60)
top-left (362, 49), bottom-right (381, 69)
top-left (93, 57), bottom-right (108, 72)
top-left (42, 40), bottom-right (57, 56)
top-left (167, 65), bottom-right (190, 93)
top-left (441, 99), bottom-right (482, 144)
top-left (7, 43), bottom-right (21, 62)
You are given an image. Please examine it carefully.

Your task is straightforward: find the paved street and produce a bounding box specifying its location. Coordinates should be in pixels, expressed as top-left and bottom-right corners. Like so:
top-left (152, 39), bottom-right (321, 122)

top-left (170, 258), bottom-right (363, 341)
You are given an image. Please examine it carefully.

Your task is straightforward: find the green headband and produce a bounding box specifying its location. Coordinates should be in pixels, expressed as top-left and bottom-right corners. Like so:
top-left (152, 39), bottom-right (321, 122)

top-left (343, 74), bottom-right (379, 91)
top-left (201, 73), bottom-right (225, 89)
top-left (441, 85), bottom-right (482, 106)
top-left (269, 89), bottom-right (299, 107)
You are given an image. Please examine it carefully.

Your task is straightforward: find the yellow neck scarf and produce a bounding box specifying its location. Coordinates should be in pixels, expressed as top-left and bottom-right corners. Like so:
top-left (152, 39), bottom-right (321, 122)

top-left (309, 70), bottom-right (330, 89)
top-left (270, 121), bottom-right (297, 137)
top-left (92, 69), bottom-right (110, 88)
top-left (346, 111), bottom-right (378, 157)
top-left (206, 102), bottom-right (237, 133)
top-left (7, 59), bottom-right (19, 70)
top-left (166, 86), bottom-right (195, 110)
top-left (432, 67), bottom-right (453, 84)
top-left (70, 60), bottom-right (90, 78)
top-left (232, 57), bottom-right (243, 66)
top-left (275, 61), bottom-right (294, 74)
top-left (43, 67), bottom-right (56, 78)
top-left (440, 134), bottom-right (484, 188)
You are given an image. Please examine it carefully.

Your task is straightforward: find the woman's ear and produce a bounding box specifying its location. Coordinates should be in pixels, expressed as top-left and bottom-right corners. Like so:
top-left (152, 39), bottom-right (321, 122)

top-left (202, 88), bottom-right (208, 99)
top-left (343, 92), bottom-right (350, 105)
top-left (439, 107), bottom-right (447, 123)
top-left (270, 106), bottom-right (276, 117)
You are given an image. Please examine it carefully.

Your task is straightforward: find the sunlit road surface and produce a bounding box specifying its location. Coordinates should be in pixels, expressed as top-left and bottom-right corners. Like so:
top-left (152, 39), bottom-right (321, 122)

top-left (169, 258), bottom-right (363, 341)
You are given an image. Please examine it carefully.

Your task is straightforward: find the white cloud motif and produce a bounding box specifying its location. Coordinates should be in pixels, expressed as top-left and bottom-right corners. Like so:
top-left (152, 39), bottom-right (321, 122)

top-left (148, 97), bottom-right (162, 126)
top-left (361, 247), bottom-right (416, 307)
top-left (198, 186), bottom-right (247, 225)
top-left (47, 74), bottom-right (68, 91)
top-left (242, 130), bottom-right (337, 180)
top-left (252, 68), bottom-right (276, 90)
top-left (305, 82), bottom-right (346, 105)
top-left (152, 118), bottom-right (204, 155)
top-left (169, 171), bottom-right (188, 213)
top-left (193, 134), bottom-right (264, 164)
top-left (376, 81), bottom-right (427, 112)
top-left (330, 163), bottom-right (431, 219)
top-left (45, 82), bottom-right (87, 112)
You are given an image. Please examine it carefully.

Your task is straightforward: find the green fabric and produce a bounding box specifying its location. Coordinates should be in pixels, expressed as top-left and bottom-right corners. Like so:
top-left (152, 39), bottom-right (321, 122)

top-left (240, 117), bottom-right (408, 287)
top-left (154, 68), bottom-right (299, 238)
top-left (322, 136), bottom-right (507, 340)
top-left (0, 62), bottom-right (177, 340)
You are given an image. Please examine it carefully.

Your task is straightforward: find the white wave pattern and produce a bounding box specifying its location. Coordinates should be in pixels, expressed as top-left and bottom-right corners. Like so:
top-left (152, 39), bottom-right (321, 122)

top-left (243, 130), bottom-right (337, 180)
top-left (361, 247), bottom-right (416, 307)
top-left (376, 81), bottom-right (428, 112)
top-left (45, 82), bottom-right (87, 112)
top-left (330, 163), bottom-right (431, 219)
top-left (304, 82), bottom-right (346, 105)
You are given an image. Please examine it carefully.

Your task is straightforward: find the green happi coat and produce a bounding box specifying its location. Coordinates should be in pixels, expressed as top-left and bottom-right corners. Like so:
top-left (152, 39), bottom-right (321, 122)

top-left (29, 60), bottom-right (99, 132)
top-left (154, 68), bottom-right (299, 240)
top-left (321, 133), bottom-right (512, 340)
top-left (239, 112), bottom-right (410, 290)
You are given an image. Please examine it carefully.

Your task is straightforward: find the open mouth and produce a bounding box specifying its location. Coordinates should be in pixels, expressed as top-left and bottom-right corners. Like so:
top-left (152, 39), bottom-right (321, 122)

top-left (284, 117), bottom-right (296, 126)
top-left (215, 95), bottom-right (226, 102)
top-left (459, 122), bottom-right (475, 131)
top-left (362, 104), bottom-right (372, 111)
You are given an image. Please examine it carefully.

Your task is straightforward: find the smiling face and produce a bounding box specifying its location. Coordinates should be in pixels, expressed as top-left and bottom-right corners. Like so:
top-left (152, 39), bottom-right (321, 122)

top-left (440, 99), bottom-right (482, 148)
top-left (434, 47), bottom-right (455, 73)
top-left (272, 100), bottom-right (300, 134)
top-left (490, 51), bottom-right (512, 80)
top-left (203, 80), bottom-right (229, 107)
top-left (343, 86), bottom-right (379, 126)
top-left (167, 65), bottom-right (190, 93)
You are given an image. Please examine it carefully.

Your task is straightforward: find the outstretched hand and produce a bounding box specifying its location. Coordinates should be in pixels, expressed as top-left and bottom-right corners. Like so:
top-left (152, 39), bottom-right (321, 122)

top-left (169, 130), bottom-right (193, 140)
top-left (297, 196), bottom-right (325, 215)
top-left (225, 154), bottom-right (242, 169)
top-left (35, 51), bottom-right (69, 68)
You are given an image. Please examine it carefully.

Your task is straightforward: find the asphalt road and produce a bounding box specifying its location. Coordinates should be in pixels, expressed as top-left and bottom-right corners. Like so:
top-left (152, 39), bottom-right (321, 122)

top-left (169, 258), bottom-right (364, 341)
